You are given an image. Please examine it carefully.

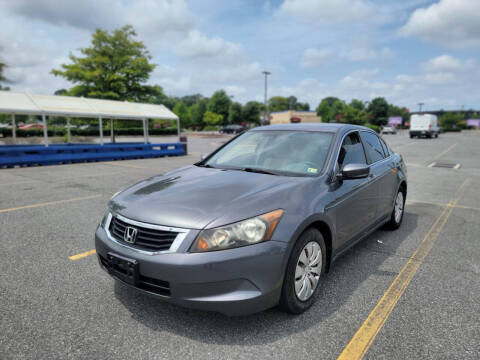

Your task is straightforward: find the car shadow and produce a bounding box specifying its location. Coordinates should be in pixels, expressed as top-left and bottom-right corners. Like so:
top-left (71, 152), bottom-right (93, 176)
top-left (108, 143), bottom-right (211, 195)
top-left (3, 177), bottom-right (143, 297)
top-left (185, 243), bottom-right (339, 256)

top-left (114, 211), bottom-right (419, 346)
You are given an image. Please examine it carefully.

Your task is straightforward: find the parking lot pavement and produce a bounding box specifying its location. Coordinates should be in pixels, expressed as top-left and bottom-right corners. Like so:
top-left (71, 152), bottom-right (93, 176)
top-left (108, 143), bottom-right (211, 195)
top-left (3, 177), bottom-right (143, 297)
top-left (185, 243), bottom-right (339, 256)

top-left (1, 131), bottom-right (479, 359)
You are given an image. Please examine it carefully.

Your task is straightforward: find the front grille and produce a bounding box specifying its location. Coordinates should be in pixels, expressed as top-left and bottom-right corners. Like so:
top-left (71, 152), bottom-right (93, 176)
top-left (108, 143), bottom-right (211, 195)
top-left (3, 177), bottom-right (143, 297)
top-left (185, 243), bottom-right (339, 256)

top-left (109, 216), bottom-right (179, 252)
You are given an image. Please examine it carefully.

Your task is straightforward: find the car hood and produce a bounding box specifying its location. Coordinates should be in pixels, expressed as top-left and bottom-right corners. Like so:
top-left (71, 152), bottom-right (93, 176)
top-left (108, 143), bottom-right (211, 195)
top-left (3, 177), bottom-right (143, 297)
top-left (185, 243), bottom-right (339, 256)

top-left (110, 165), bottom-right (308, 229)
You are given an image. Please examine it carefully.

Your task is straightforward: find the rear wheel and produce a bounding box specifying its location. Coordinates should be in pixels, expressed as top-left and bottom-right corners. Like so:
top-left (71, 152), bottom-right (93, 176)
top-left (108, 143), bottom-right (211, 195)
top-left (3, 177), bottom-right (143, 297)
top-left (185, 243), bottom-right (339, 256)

top-left (386, 189), bottom-right (405, 230)
top-left (279, 228), bottom-right (326, 314)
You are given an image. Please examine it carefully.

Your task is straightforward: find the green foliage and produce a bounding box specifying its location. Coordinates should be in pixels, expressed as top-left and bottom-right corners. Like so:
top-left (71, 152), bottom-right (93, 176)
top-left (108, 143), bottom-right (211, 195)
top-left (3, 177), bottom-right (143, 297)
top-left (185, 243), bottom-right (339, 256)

top-left (180, 94), bottom-right (205, 107)
top-left (268, 96), bottom-right (310, 112)
top-left (189, 98), bottom-right (208, 128)
top-left (207, 90), bottom-right (231, 123)
top-left (203, 111), bottom-right (223, 127)
top-left (0, 127), bottom-right (177, 138)
top-left (439, 112), bottom-right (464, 130)
top-left (51, 25), bottom-right (156, 102)
top-left (316, 97), bottom-right (347, 122)
top-left (0, 60), bottom-right (10, 90)
top-left (341, 107), bottom-right (369, 125)
top-left (349, 99), bottom-right (365, 111)
top-left (242, 101), bottom-right (263, 124)
top-left (367, 97), bottom-right (389, 126)
top-left (173, 101), bottom-right (191, 128)
top-left (203, 125), bottom-right (221, 131)
top-left (228, 102), bottom-right (243, 124)
top-left (54, 89), bottom-right (68, 96)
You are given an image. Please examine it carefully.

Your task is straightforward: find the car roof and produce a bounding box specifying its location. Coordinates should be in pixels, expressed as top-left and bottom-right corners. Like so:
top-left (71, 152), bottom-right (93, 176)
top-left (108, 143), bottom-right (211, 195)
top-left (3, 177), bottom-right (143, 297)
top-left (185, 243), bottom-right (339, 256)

top-left (250, 123), bottom-right (371, 133)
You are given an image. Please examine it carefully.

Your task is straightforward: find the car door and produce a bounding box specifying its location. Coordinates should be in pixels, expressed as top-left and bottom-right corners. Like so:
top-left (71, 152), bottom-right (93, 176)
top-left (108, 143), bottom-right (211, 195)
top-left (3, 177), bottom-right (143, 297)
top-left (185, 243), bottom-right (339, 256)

top-left (360, 131), bottom-right (395, 220)
top-left (329, 131), bottom-right (378, 249)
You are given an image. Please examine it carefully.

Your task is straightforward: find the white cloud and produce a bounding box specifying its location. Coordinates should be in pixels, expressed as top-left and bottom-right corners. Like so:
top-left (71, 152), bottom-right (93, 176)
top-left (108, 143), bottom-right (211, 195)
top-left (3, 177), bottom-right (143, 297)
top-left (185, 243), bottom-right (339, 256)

top-left (343, 47), bottom-right (394, 62)
top-left (422, 55), bottom-right (475, 72)
top-left (301, 48), bottom-right (332, 68)
top-left (174, 30), bottom-right (242, 60)
top-left (277, 0), bottom-right (383, 23)
top-left (8, 0), bottom-right (193, 34)
top-left (399, 0), bottom-right (480, 47)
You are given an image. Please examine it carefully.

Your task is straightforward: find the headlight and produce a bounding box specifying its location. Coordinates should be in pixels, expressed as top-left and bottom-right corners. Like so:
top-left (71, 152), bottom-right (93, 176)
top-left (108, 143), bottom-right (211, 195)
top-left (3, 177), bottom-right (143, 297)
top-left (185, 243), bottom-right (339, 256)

top-left (100, 210), bottom-right (110, 228)
top-left (191, 209), bottom-right (283, 252)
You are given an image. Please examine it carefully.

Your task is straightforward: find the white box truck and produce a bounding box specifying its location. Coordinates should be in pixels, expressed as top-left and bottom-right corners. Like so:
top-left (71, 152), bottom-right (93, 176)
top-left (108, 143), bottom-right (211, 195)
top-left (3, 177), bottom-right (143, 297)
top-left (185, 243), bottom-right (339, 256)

top-left (409, 114), bottom-right (439, 138)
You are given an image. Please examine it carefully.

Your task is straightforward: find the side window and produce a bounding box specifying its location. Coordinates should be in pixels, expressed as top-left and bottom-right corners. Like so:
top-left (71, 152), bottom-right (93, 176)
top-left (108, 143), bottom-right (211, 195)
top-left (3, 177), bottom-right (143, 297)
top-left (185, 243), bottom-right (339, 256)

top-left (338, 132), bottom-right (367, 169)
top-left (360, 131), bottom-right (385, 164)
top-left (379, 138), bottom-right (390, 157)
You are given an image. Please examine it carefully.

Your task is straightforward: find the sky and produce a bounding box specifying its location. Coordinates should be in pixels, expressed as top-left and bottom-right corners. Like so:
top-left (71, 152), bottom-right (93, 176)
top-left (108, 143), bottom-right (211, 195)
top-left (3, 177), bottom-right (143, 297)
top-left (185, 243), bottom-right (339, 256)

top-left (0, 0), bottom-right (479, 111)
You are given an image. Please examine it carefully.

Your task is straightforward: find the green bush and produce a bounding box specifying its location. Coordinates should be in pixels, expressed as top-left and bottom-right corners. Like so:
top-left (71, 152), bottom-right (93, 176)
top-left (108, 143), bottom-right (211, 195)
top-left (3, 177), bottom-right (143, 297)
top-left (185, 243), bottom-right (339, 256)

top-left (203, 125), bottom-right (220, 131)
top-left (0, 127), bottom-right (177, 138)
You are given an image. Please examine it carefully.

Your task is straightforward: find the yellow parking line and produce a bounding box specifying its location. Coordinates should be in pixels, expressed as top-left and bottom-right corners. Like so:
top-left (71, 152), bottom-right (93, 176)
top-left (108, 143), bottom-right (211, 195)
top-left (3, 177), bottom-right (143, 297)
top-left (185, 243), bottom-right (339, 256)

top-left (434, 143), bottom-right (456, 159)
top-left (69, 249), bottom-right (96, 261)
top-left (337, 178), bottom-right (470, 360)
top-left (0, 194), bottom-right (102, 213)
top-left (407, 199), bottom-right (480, 212)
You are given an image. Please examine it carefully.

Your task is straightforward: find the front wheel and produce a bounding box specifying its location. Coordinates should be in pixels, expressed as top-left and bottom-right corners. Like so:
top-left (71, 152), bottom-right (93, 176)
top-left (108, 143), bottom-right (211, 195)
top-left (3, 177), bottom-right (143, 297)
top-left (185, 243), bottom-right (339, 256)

top-left (279, 228), bottom-right (326, 314)
top-left (386, 189), bottom-right (405, 230)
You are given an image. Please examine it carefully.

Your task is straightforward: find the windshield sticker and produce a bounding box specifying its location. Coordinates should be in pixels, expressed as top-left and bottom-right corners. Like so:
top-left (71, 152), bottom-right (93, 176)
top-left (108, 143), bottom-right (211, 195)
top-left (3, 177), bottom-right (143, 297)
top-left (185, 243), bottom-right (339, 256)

top-left (307, 168), bottom-right (318, 174)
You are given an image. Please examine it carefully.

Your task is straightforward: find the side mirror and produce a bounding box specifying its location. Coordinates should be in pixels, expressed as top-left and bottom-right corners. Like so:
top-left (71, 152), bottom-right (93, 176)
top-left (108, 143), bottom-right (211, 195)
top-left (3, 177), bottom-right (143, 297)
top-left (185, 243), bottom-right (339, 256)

top-left (341, 163), bottom-right (370, 180)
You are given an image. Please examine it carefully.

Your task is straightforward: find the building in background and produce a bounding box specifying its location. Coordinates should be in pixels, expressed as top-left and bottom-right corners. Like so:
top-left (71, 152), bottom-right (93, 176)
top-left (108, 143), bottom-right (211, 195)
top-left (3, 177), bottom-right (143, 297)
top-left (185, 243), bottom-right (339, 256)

top-left (269, 110), bottom-right (321, 125)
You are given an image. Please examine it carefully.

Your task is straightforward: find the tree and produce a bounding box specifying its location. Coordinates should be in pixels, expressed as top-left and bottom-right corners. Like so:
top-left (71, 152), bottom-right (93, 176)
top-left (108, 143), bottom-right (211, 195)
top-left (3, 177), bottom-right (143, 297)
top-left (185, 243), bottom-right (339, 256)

top-left (341, 107), bottom-right (369, 125)
top-left (51, 25), bottom-right (156, 102)
top-left (439, 112), bottom-right (464, 130)
top-left (367, 97), bottom-right (389, 126)
top-left (189, 98), bottom-right (208, 128)
top-left (207, 90), bottom-right (231, 123)
top-left (269, 96), bottom-right (290, 112)
top-left (316, 97), bottom-right (346, 122)
top-left (173, 101), bottom-right (191, 129)
top-left (181, 94), bottom-right (204, 107)
top-left (203, 111), bottom-right (223, 127)
top-left (0, 60), bottom-right (10, 91)
top-left (242, 101), bottom-right (263, 124)
top-left (54, 89), bottom-right (68, 96)
top-left (228, 102), bottom-right (243, 124)
top-left (349, 99), bottom-right (365, 111)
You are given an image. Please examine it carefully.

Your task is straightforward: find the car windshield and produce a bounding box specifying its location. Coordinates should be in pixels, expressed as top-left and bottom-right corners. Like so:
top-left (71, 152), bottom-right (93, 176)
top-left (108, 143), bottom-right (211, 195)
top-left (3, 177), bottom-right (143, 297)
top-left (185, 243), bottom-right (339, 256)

top-left (203, 130), bottom-right (333, 176)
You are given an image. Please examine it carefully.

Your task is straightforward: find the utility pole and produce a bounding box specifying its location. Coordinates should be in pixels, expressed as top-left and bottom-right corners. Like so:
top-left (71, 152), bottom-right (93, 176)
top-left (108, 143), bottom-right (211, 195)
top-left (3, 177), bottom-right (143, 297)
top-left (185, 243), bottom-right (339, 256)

top-left (262, 71), bottom-right (271, 124)
top-left (418, 102), bottom-right (424, 112)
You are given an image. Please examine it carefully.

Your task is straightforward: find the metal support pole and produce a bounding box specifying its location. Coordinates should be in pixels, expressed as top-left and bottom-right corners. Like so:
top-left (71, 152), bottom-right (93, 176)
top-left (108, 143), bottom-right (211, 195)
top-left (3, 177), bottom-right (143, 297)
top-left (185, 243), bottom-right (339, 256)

top-left (99, 116), bottom-right (103, 145)
top-left (142, 118), bottom-right (147, 144)
top-left (42, 113), bottom-right (49, 147)
top-left (66, 117), bottom-right (71, 143)
top-left (145, 119), bottom-right (150, 143)
top-left (11, 114), bottom-right (16, 144)
top-left (262, 71), bottom-right (271, 125)
top-left (110, 119), bottom-right (115, 143)
top-left (177, 117), bottom-right (180, 140)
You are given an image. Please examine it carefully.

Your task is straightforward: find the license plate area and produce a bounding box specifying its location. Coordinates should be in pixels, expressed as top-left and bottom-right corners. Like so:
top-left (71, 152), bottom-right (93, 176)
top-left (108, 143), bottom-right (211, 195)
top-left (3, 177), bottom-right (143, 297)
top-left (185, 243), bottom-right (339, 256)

top-left (106, 252), bottom-right (139, 286)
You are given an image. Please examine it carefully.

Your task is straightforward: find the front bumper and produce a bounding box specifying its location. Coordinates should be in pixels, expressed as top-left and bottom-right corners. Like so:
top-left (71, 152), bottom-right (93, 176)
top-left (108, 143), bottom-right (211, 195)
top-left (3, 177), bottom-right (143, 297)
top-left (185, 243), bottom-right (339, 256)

top-left (95, 226), bottom-right (288, 316)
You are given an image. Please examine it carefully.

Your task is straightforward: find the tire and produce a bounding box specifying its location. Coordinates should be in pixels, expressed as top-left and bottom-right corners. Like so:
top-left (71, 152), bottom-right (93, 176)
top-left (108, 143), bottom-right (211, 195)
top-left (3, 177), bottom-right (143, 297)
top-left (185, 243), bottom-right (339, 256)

top-left (279, 228), bottom-right (326, 314)
top-left (409, 134), bottom-right (414, 139)
top-left (386, 188), bottom-right (406, 230)
top-left (435, 133), bottom-right (438, 138)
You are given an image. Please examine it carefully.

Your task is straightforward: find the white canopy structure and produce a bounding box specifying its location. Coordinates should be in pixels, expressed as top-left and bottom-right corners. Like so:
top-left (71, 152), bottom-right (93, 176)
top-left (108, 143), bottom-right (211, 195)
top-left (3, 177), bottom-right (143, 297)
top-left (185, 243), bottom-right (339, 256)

top-left (0, 91), bottom-right (179, 146)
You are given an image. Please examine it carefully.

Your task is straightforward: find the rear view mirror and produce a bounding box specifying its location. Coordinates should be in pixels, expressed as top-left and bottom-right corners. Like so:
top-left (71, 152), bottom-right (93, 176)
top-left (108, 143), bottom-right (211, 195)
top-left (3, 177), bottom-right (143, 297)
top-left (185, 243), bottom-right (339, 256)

top-left (341, 163), bottom-right (370, 179)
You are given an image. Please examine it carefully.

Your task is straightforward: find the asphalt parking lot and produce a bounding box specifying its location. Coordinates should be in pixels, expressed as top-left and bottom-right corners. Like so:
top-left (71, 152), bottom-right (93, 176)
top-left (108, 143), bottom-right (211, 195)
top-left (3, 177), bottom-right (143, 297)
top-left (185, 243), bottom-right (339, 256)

top-left (1, 131), bottom-right (479, 359)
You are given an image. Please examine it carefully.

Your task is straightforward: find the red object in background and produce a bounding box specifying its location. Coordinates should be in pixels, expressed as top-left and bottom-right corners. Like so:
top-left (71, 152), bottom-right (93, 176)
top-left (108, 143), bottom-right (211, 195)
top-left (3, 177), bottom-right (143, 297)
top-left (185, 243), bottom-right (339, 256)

top-left (19, 123), bottom-right (43, 130)
top-left (290, 117), bottom-right (301, 123)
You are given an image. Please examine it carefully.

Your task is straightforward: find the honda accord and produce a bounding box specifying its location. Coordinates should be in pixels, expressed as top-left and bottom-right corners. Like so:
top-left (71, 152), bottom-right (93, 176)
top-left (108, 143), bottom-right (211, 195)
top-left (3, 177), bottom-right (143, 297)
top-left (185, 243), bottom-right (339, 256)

top-left (95, 123), bottom-right (407, 315)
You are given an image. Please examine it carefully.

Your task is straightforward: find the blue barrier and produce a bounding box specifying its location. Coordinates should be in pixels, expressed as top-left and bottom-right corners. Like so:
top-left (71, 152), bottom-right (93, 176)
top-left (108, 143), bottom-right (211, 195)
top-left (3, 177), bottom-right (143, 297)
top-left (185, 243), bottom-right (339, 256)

top-left (0, 143), bottom-right (185, 168)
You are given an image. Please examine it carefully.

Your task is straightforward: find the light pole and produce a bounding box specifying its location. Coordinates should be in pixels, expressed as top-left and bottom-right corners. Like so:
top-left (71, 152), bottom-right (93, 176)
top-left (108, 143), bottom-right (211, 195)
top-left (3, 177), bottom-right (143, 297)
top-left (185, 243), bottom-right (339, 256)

top-left (418, 102), bottom-right (424, 112)
top-left (262, 71), bottom-right (271, 124)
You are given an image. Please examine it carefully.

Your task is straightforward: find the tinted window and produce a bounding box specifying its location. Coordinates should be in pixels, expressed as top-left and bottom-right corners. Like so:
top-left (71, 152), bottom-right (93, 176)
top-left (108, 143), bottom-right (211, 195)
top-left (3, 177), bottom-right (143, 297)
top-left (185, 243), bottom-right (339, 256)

top-left (338, 132), bottom-right (367, 169)
top-left (379, 138), bottom-right (390, 157)
top-left (361, 131), bottom-right (385, 163)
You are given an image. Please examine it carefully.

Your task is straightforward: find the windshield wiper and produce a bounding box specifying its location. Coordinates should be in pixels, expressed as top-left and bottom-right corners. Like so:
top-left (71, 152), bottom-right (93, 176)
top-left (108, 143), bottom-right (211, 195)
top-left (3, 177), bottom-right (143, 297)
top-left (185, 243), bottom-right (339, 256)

top-left (238, 167), bottom-right (279, 175)
top-left (195, 163), bottom-right (216, 168)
